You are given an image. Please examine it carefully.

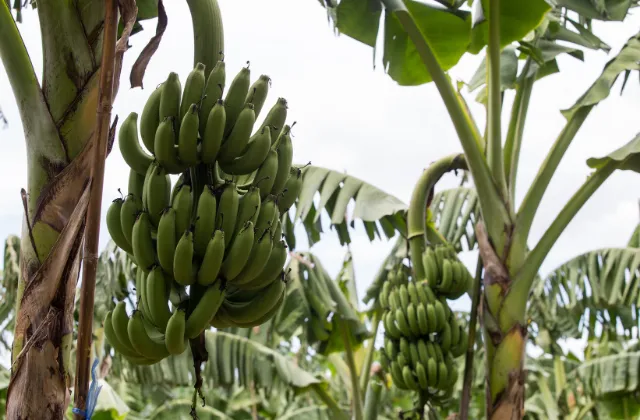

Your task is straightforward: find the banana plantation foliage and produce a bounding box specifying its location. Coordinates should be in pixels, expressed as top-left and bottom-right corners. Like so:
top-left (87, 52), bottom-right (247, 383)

top-left (1, 0), bottom-right (639, 419)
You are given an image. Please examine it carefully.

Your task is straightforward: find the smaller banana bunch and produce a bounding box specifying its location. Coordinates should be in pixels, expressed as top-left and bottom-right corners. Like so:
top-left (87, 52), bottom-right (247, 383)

top-left (104, 59), bottom-right (302, 366)
top-left (379, 244), bottom-right (471, 398)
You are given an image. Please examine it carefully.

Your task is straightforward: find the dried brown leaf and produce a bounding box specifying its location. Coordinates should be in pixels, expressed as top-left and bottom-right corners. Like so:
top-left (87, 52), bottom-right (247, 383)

top-left (130, 0), bottom-right (168, 89)
top-left (113, 0), bottom-right (138, 97)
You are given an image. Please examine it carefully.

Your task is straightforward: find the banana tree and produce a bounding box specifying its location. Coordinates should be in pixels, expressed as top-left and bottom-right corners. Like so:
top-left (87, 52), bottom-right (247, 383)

top-left (0, 0), bottom-right (228, 415)
top-left (310, 1), bottom-right (640, 417)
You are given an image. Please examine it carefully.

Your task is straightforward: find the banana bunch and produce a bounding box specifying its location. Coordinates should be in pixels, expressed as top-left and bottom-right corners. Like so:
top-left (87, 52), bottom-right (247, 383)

top-left (379, 245), bottom-right (471, 396)
top-left (104, 60), bottom-right (302, 366)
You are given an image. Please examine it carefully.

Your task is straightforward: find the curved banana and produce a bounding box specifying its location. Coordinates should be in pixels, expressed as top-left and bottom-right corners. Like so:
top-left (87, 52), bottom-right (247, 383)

top-left (197, 230), bottom-right (225, 286)
top-left (220, 221), bottom-right (254, 281)
top-left (104, 311), bottom-right (145, 360)
top-left (132, 212), bottom-right (156, 272)
top-left (119, 112), bottom-right (153, 175)
top-left (172, 184), bottom-right (193, 239)
top-left (107, 198), bottom-right (134, 254)
top-left (165, 309), bottom-right (188, 355)
top-left (146, 266), bottom-right (171, 332)
top-left (140, 85), bottom-right (163, 153)
top-left (146, 165), bottom-right (170, 227)
top-left (215, 181), bottom-right (239, 248)
top-left (127, 311), bottom-right (170, 361)
top-left (222, 277), bottom-right (284, 324)
top-left (200, 60), bottom-right (226, 136)
top-left (174, 230), bottom-right (196, 286)
top-left (154, 117), bottom-right (185, 174)
top-left (201, 99), bottom-right (226, 164)
top-left (234, 186), bottom-right (261, 233)
top-left (277, 167), bottom-right (302, 213)
top-left (252, 149), bottom-right (278, 200)
top-left (156, 208), bottom-right (177, 274)
top-left (185, 280), bottom-right (226, 339)
top-left (128, 169), bottom-right (146, 200)
top-left (244, 74), bottom-right (270, 118)
top-left (406, 303), bottom-right (421, 336)
top-left (194, 186), bottom-right (217, 256)
top-left (112, 302), bottom-right (139, 355)
top-left (270, 126), bottom-right (293, 195)
top-left (218, 103), bottom-right (255, 162)
top-left (231, 231), bottom-right (273, 286)
top-left (120, 194), bottom-right (141, 246)
top-left (223, 65), bottom-right (251, 135)
top-left (239, 239), bottom-right (286, 291)
top-left (178, 103), bottom-right (199, 167)
top-left (159, 72), bottom-right (182, 124)
top-left (218, 125), bottom-right (270, 175)
top-left (402, 366), bottom-right (420, 391)
top-left (257, 97), bottom-right (288, 144)
top-left (180, 63), bottom-right (206, 121)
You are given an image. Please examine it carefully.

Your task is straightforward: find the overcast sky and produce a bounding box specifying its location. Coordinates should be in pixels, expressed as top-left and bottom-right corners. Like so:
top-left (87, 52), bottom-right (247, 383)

top-left (1, 2), bottom-right (638, 328)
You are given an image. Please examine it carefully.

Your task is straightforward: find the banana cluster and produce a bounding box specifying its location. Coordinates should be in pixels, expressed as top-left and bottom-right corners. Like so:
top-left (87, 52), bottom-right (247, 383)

top-left (105, 60), bottom-right (302, 366)
top-left (379, 245), bottom-right (471, 396)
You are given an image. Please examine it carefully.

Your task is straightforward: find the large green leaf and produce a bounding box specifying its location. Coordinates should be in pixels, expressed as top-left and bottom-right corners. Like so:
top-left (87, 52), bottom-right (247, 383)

top-left (587, 132), bottom-right (640, 173)
top-left (528, 247), bottom-right (640, 340)
top-left (317, 0), bottom-right (551, 86)
top-left (576, 351), bottom-right (640, 401)
top-left (556, 0), bottom-right (635, 21)
top-left (562, 31), bottom-right (640, 120)
top-left (469, 0), bottom-right (552, 53)
top-left (203, 331), bottom-right (322, 392)
top-left (290, 164), bottom-right (407, 247)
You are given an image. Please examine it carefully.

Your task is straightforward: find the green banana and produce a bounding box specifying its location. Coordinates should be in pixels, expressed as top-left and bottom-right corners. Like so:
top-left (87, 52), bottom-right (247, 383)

top-left (180, 63), bottom-right (206, 121)
top-left (104, 311), bottom-right (145, 360)
top-left (390, 361), bottom-right (407, 389)
top-left (145, 164), bottom-right (170, 227)
top-left (107, 198), bottom-right (133, 254)
top-left (164, 309), bottom-right (188, 355)
top-left (254, 194), bottom-right (277, 235)
top-left (215, 182), bottom-right (239, 248)
top-left (112, 302), bottom-right (138, 355)
top-left (197, 230), bottom-right (225, 286)
top-left (270, 126), bottom-right (293, 194)
top-left (402, 365), bottom-right (419, 391)
top-left (252, 149), bottom-right (278, 199)
top-left (273, 216), bottom-right (282, 241)
top-left (201, 99), bottom-right (226, 164)
top-left (417, 340), bottom-right (429, 367)
top-left (416, 362), bottom-right (429, 390)
top-left (427, 358), bottom-right (438, 388)
top-left (178, 103), bottom-right (199, 166)
top-left (222, 276), bottom-right (284, 324)
top-left (406, 303), bottom-right (421, 336)
top-left (218, 125), bottom-right (270, 175)
top-left (131, 212), bottom-right (156, 272)
top-left (120, 194), bottom-right (142, 246)
top-left (200, 60), bottom-right (226, 136)
top-left (426, 304), bottom-right (437, 333)
top-left (277, 167), bottom-right (302, 213)
top-left (380, 281), bottom-right (390, 309)
top-left (398, 285), bottom-right (409, 308)
top-left (440, 322), bottom-right (452, 353)
top-left (128, 168), bottom-right (146, 199)
top-left (239, 239), bottom-right (286, 291)
top-left (395, 308), bottom-right (413, 337)
top-left (244, 74), bottom-right (270, 118)
top-left (159, 72), bottom-right (182, 124)
top-left (407, 282), bottom-right (420, 306)
top-left (258, 97), bottom-right (288, 144)
top-left (127, 311), bottom-right (170, 360)
top-left (137, 267), bottom-right (155, 325)
top-left (436, 361), bottom-right (448, 389)
top-left (440, 259), bottom-right (453, 292)
top-left (140, 85), bottom-right (163, 153)
top-left (223, 64), bottom-right (251, 135)
top-left (174, 230), bottom-right (196, 286)
top-left (234, 185), bottom-right (261, 233)
top-left (172, 184), bottom-right (193, 239)
top-left (156, 208), bottom-right (177, 274)
top-left (383, 311), bottom-right (401, 339)
top-left (194, 186), bottom-right (217, 256)
top-left (231, 230), bottom-right (273, 285)
top-left (185, 280), bottom-right (226, 339)
top-left (154, 117), bottom-right (185, 174)
top-left (416, 303), bottom-right (429, 335)
top-left (218, 103), bottom-right (255, 162)
top-left (119, 112), bottom-right (153, 175)
top-left (434, 300), bottom-right (446, 332)
top-left (423, 247), bottom-right (438, 283)
top-left (146, 266), bottom-right (171, 332)
top-left (220, 221), bottom-right (254, 281)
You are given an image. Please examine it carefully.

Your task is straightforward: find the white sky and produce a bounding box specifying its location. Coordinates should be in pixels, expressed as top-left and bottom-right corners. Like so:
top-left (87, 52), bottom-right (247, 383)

top-left (0, 2), bottom-right (638, 340)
